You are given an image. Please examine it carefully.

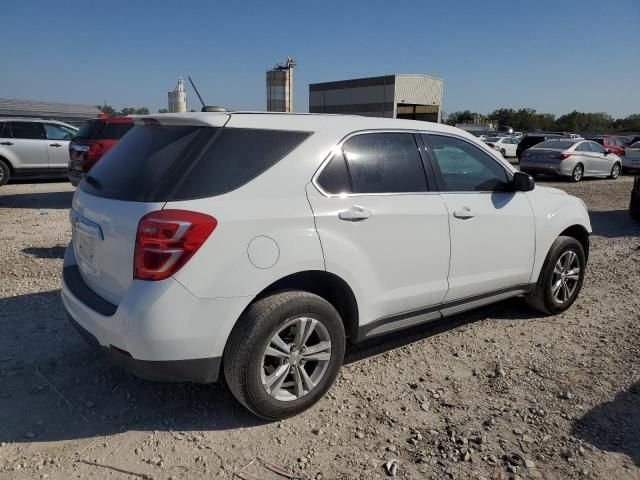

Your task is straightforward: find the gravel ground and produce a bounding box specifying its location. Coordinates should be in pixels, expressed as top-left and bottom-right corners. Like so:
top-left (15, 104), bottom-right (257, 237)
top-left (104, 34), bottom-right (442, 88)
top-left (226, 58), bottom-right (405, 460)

top-left (0, 176), bottom-right (639, 480)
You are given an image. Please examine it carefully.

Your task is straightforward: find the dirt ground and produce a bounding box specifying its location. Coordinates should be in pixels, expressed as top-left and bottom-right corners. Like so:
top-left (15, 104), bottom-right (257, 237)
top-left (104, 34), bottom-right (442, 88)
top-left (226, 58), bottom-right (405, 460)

top-left (1, 175), bottom-right (639, 480)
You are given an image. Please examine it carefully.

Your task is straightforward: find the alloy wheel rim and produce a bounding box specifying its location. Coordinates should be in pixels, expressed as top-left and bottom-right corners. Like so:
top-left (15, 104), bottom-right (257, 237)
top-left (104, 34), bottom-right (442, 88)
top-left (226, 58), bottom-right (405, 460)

top-left (612, 165), bottom-right (620, 178)
top-left (261, 317), bottom-right (331, 401)
top-left (551, 250), bottom-right (580, 304)
top-left (574, 166), bottom-right (583, 181)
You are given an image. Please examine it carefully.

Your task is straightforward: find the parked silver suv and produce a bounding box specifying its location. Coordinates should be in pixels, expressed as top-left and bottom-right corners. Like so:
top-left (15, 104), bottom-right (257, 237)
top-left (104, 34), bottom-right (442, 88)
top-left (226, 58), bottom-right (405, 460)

top-left (0, 118), bottom-right (78, 186)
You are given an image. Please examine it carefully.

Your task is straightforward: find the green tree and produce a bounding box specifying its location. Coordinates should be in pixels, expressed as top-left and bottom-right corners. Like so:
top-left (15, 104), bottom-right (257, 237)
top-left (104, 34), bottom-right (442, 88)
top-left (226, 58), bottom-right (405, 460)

top-left (96, 104), bottom-right (116, 116)
top-left (158, 108), bottom-right (169, 113)
top-left (445, 110), bottom-right (484, 126)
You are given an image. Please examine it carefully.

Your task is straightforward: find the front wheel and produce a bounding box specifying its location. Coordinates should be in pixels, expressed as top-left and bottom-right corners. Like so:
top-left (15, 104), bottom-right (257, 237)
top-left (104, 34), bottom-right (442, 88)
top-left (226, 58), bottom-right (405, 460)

top-left (570, 164), bottom-right (583, 182)
top-left (609, 163), bottom-right (621, 179)
top-left (224, 291), bottom-right (345, 420)
top-left (526, 236), bottom-right (586, 315)
top-left (500, 148), bottom-right (506, 157)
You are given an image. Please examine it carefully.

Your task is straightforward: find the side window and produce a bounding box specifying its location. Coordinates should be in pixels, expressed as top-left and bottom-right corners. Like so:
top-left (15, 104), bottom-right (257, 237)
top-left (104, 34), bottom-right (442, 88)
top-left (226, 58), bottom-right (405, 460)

top-left (423, 134), bottom-right (511, 192)
top-left (342, 133), bottom-right (428, 194)
top-left (44, 123), bottom-right (76, 140)
top-left (316, 151), bottom-right (352, 194)
top-left (0, 122), bottom-right (7, 138)
top-left (590, 142), bottom-right (606, 153)
top-left (577, 142), bottom-right (591, 152)
top-left (9, 122), bottom-right (45, 140)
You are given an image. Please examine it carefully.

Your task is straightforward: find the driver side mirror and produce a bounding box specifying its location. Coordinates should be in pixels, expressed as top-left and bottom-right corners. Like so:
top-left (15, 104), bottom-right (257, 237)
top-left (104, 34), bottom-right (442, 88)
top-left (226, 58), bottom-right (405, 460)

top-left (513, 171), bottom-right (535, 191)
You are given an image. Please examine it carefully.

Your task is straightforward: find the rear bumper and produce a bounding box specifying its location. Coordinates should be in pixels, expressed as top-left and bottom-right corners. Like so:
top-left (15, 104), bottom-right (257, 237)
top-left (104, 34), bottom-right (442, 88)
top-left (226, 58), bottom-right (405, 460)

top-left (520, 162), bottom-right (573, 177)
top-left (61, 245), bottom-right (252, 383)
top-left (67, 312), bottom-right (221, 383)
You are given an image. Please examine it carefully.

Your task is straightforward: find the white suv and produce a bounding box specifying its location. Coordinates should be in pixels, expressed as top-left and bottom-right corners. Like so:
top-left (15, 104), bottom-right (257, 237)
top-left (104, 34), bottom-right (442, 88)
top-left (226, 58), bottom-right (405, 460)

top-left (0, 118), bottom-right (78, 185)
top-left (61, 113), bottom-right (591, 419)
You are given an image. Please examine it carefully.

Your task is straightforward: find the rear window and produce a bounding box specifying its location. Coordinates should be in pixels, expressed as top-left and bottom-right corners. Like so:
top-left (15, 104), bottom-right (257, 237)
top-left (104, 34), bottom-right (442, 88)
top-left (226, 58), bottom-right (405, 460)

top-left (535, 140), bottom-right (577, 149)
top-left (630, 142), bottom-right (640, 149)
top-left (519, 136), bottom-right (545, 148)
top-left (77, 121), bottom-right (105, 140)
top-left (80, 125), bottom-right (310, 202)
top-left (101, 122), bottom-right (134, 140)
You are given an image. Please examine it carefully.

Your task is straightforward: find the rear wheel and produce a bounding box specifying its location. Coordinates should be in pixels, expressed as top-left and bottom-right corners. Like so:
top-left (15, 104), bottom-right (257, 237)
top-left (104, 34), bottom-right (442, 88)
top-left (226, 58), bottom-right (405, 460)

top-left (500, 148), bottom-right (506, 157)
top-left (526, 236), bottom-right (586, 315)
top-left (570, 164), bottom-right (583, 182)
top-left (0, 159), bottom-right (10, 186)
top-left (609, 163), bottom-right (621, 179)
top-left (224, 291), bottom-right (345, 420)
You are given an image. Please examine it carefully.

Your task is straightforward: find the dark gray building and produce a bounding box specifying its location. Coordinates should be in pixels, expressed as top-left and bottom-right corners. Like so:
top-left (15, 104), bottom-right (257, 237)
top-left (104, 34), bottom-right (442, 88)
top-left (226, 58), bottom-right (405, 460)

top-left (0, 98), bottom-right (102, 125)
top-left (309, 74), bottom-right (443, 122)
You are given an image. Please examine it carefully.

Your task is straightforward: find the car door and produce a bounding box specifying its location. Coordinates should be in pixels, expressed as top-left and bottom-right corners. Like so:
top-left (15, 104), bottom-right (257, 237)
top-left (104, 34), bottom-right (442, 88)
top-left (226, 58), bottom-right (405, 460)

top-left (422, 133), bottom-right (535, 302)
top-left (307, 131), bottom-right (451, 334)
top-left (507, 138), bottom-right (518, 157)
top-left (43, 123), bottom-right (76, 172)
top-left (6, 121), bottom-right (48, 172)
top-left (588, 141), bottom-right (614, 174)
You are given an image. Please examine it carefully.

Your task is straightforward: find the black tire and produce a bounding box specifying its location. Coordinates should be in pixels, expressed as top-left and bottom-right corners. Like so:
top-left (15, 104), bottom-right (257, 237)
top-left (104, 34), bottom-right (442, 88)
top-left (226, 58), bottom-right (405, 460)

top-left (0, 159), bottom-right (10, 187)
top-left (525, 236), bottom-right (586, 315)
top-left (224, 291), bottom-right (345, 420)
top-left (570, 164), bottom-right (583, 182)
top-left (609, 163), bottom-right (621, 179)
top-left (500, 148), bottom-right (506, 157)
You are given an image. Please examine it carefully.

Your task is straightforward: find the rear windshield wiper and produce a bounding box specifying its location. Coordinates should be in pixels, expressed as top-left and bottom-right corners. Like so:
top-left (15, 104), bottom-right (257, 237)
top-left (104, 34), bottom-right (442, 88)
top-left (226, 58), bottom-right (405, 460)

top-left (85, 175), bottom-right (102, 189)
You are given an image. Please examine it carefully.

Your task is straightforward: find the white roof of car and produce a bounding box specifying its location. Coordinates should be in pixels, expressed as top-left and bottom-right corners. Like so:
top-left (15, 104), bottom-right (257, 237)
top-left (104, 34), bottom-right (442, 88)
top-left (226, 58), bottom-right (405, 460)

top-left (133, 111), bottom-right (464, 136)
top-left (0, 117), bottom-right (77, 128)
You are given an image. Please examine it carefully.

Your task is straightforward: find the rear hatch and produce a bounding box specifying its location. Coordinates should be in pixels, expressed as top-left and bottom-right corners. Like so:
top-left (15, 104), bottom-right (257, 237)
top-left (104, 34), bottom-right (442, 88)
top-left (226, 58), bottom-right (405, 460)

top-left (71, 115), bottom-right (230, 305)
top-left (70, 114), bottom-right (313, 306)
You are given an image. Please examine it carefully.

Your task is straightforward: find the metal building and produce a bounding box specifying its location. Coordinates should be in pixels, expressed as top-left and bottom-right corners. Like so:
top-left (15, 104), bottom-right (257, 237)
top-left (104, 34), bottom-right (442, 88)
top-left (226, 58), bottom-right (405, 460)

top-left (168, 77), bottom-right (187, 113)
top-left (266, 57), bottom-right (295, 112)
top-left (309, 74), bottom-right (443, 122)
top-left (0, 98), bottom-right (102, 125)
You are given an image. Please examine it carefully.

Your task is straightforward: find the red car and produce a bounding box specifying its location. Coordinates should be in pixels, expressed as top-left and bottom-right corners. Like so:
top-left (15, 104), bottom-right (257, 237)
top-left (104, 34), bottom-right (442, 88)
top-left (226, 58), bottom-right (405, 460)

top-left (590, 137), bottom-right (626, 157)
top-left (68, 116), bottom-right (134, 186)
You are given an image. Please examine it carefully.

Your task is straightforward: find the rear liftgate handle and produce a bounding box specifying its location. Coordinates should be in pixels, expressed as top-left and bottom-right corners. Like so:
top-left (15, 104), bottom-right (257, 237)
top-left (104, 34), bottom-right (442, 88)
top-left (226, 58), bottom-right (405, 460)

top-left (338, 206), bottom-right (372, 222)
top-left (453, 206), bottom-right (475, 219)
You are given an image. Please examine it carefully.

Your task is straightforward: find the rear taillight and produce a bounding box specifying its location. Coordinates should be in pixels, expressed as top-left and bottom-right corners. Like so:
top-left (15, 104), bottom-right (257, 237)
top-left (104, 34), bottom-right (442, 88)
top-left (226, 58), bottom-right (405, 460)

top-left (134, 210), bottom-right (217, 281)
top-left (552, 153), bottom-right (572, 160)
top-left (84, 142), bottom-right (105, 170)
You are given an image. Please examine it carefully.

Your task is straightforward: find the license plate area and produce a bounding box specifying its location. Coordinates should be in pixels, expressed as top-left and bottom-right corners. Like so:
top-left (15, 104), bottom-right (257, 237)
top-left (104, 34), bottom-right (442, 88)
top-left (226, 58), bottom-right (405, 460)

top-left (70, 210), bottom-right (103, 269)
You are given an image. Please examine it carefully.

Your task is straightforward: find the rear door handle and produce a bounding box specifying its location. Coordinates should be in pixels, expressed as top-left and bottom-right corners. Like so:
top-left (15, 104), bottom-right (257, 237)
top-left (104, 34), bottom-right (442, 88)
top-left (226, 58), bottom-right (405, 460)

top-left (0, 141), bottom-right (13, 146)
top-left (453, 207), bottom-right (475, 219)
top-left (50, 143), bottom-right (62, 147)
top-left (338, 206), bottom-right (372, 222)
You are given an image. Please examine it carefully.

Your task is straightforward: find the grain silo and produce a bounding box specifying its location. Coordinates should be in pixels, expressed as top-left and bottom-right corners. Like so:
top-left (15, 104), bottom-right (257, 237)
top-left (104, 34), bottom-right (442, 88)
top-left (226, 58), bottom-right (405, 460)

top-left (168, 77), bottom-right (187, 113)
top-left (266, 57), bottom-right (295, 112)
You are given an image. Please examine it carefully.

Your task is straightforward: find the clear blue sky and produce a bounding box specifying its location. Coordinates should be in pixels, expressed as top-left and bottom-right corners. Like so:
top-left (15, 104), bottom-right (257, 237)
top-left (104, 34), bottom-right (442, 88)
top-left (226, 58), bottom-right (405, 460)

top-left (3, 0), bottom-right (639, 118)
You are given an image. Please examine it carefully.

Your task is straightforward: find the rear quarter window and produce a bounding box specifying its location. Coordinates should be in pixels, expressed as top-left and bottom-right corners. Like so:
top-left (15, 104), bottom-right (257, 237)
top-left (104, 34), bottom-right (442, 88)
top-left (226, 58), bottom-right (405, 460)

top-left (171, 128), bottom-right (311, 200)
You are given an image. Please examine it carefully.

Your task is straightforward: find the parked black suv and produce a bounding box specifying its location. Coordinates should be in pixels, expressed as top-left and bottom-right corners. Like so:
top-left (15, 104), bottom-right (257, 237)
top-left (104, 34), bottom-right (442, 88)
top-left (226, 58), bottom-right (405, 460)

top-left (631, 175), bottom-right (640, 221)
top-left (516, 133), bottom-right (564, 161)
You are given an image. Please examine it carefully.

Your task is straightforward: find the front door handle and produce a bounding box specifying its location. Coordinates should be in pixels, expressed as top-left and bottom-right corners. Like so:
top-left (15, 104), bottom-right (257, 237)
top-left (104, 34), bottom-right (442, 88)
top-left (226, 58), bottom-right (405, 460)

top-left (453, 207), bottom-right (475, 219)
top-left (338, 206), bottom-right (372, 222)
top-left (50, 143), bottom-right (62, 147)
top-left (0, 141), bottom-right (13, 146)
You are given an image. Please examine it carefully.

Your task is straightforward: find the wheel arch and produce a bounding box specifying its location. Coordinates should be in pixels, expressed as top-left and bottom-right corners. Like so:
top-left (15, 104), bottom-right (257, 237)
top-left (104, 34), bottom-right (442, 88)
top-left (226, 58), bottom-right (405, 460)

top-left (559, 224), bottom-right (590, 262)
top-left (0, 154), bottom-right (14, 173)
top-left (253, 270), bottom-right (359, 341)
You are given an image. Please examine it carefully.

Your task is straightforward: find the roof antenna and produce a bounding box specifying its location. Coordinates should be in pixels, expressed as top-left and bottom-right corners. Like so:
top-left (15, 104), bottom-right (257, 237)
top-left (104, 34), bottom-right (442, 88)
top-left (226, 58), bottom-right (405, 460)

top-left (188, 76), bottom-right (227, 113)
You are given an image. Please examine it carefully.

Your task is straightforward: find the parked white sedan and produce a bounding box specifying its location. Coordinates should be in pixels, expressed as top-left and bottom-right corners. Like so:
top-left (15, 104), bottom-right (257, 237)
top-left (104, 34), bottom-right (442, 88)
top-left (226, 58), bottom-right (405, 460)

top-left (484, 136), bottom-right (520, 157)
top-left (623, 142), bottom-right (640, 172)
